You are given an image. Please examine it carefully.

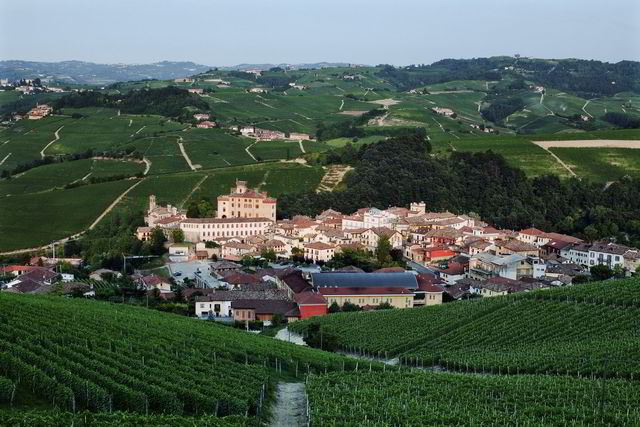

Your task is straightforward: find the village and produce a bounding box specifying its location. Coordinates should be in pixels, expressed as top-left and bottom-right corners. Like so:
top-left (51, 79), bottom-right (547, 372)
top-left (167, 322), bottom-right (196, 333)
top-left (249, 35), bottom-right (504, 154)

top-left (4, 178), bottom-right (637, 328)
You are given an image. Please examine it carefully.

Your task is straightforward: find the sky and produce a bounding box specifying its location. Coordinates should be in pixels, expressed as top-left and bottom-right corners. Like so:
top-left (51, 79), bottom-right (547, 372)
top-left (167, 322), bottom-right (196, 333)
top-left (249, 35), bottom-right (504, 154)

top-left (1, 0), bottom-right (639, 66)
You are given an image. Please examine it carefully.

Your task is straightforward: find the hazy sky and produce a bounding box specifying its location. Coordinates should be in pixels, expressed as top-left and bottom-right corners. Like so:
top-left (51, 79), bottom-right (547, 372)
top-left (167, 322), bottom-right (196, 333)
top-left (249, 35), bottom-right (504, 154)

top-left (1, 0), bottom-right (639, 65)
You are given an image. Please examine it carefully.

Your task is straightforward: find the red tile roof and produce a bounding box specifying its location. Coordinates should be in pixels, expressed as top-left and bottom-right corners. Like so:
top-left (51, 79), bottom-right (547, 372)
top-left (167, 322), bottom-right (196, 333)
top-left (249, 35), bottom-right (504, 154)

top-left (294, 292), bottom-right (327, 305)
top-left (519, 227), bottom-right (544, 236)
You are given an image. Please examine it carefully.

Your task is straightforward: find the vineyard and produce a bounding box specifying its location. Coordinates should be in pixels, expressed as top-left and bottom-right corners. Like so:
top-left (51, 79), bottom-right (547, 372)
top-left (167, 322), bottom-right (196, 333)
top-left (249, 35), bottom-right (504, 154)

top-left (0, 294), bottom-right (381, 423)
top-left (307, 371), bottom-right (640, 426)
top-left (290, 279), bottom-right (640, 378)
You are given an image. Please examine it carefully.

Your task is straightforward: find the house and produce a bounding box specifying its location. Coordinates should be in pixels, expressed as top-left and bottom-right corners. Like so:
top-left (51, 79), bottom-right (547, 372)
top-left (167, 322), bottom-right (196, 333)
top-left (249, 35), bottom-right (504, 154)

top-left (89, 269), bottom-right (122, 281)
top-left (194, 289), bottom-right (289, 318)
top-left (431, 107), bottom-right (455, 117)
top-left (4, 268), bottom-right (59, 291)
top-left (139, 274), bottom-right (172, 293)
top-left (496, 239), bottom-right (540, 257)
top-left (437, 262), bottom-right (466, 285)
top-left (188, 88), bottom-right (204, 94)
top-left (248, 87), bottom-right (267, 93)
top-left (303, 242), bottom-right (337, 263)
top-left (174, 77), bottom-right (194, 83)
top-left (221, 242), bottom-right (255, 260)
top-left (405, 245), bottom-right (457, 265)
top-left (587, 241), bottom-right (629, 268)
top-left (415, 274), bottom-right (444, 306)
top-left (210, 260), bottom-right (242, 276)
top-left (624, 250), bottom-right (640, 274)
top-left (196, 121), bottom-right (216, 129)
top-left (231, 299), bottom-right (300, 323)
top-left (361, 227), bottom-right (402, 251)
top-left (294, 292), bottom-right (328, 319)
top-left (363, 208), bottom-right (397, 229)
top-left (136, 226), bottom-right (152, 241)
top-left (468, 253), bottom-right (526, 281)
top-left (342, 214), bottom-right (365, 230)
top-left (193, 113), bottom-right (210, 121)
top-left (517, 228), bottom-right (544, 245)
top-left (562, 242), bottom-right (591, 266)
top-left (217, 180), bottom-right (277, 220)
top-left (470, 277), bottom-right (549, 297)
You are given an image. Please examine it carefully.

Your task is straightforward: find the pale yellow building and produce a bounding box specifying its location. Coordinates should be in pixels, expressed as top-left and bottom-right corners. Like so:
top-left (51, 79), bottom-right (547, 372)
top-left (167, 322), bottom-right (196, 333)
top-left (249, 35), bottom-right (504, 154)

top-left (319, 287), bottom-right (414, 309)
top-left (217, 180), bottom-right (276, 221)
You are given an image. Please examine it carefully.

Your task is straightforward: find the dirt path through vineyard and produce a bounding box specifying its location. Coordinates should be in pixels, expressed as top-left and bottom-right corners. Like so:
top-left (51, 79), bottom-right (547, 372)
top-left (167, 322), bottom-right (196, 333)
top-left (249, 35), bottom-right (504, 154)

top-left (269, 382), bottom-right (307, 427)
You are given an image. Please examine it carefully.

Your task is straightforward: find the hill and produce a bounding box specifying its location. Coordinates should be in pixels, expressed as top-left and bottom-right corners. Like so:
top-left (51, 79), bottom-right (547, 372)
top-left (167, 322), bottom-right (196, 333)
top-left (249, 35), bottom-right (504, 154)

top-left (290, 278), bottom-right (640, 379)
top-left (0, 60), bottom-right (212, 85)
top-left (1, 281), bottom-right (639, 425)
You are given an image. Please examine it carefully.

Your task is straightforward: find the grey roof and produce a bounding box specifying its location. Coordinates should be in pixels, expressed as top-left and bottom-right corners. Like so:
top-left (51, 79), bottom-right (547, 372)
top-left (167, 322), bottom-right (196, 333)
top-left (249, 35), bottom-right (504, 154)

top-left (311, 272), bottom-right (418, 289)
top-left (472, 252), bottom-right (525, 266)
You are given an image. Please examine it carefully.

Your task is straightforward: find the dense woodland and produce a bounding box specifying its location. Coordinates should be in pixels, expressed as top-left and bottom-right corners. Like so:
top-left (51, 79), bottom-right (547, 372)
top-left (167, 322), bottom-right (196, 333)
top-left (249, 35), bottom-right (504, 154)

top-left (54, 86), bottom-right (208, 117)
top-left (279, 134), bottom-right (640, 248)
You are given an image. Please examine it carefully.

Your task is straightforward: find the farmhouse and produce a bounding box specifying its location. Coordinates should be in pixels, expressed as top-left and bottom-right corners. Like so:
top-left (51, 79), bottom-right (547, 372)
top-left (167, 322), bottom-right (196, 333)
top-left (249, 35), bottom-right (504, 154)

top-left (196, 121), bottom-right (216, 129)
top-left (217, 180), bottom-right (277, 220)
top-left (288, 132), bottom-right (310, 141)
top-left (27, 104), bottom-right (53, 120)
top-left (193, 113), bottom-right (210, 121)
top-left (431, 107), bottom-right (455, 117)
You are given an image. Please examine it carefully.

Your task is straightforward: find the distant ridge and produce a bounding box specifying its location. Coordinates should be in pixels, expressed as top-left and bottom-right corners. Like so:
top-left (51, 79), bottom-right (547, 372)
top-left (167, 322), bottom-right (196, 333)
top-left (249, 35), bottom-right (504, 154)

top-left (0, 60), bottom-right (367, 85)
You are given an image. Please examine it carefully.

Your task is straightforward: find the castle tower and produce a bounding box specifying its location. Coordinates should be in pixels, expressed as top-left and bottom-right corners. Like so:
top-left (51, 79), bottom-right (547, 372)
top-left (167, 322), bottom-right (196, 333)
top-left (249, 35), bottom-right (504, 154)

top-left (410, 201), bottom-right (426, 215)
top-left (235, 180), bottom-right (248, 194)
top-left (149, 195), bottom-right (156, 212)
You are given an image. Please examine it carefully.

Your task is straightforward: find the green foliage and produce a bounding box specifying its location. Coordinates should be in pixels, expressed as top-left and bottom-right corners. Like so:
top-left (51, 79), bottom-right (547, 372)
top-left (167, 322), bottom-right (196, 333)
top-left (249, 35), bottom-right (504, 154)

top-left (260, 248), bottom-right (276, 262)
top-left (307, 371), bottom-right (640, 426)
top-left (0, 376), bottom-right (15, 404)
top-left (150, 228), bottom-right (167, 255)
top-left (603, 112), bottom-right (640, 129)
top-left (375, 235), bottom-right (392, 265)
top-left (591, 264), bottom-right (614, 281)
top-left (171, 228), bottom-right (185, 244)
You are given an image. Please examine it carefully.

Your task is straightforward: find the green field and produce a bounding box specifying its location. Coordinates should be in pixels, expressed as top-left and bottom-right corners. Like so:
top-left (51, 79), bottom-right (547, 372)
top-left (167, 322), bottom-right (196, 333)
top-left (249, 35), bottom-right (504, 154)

top-left (551, 147), bottom-right (640, 181)
top-left (0, 179), bottom-right (136, 251)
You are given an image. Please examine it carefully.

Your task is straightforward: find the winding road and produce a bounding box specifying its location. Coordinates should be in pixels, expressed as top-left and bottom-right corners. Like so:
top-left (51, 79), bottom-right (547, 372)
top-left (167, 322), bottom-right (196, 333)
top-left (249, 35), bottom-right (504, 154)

top-left (40, 125), bottom-right (64, 158)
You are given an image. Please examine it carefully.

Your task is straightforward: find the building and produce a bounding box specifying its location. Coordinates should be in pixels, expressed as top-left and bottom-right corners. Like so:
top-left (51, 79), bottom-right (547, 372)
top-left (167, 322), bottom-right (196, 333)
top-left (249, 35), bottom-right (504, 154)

top-left (517, 228), bottom-right (544, 245)
top-left (188, 88), bottom-right (204, 94)
top-left (181, 217), bottom-right (273, 242)
top-left (312, 272), bottom-right (420, 308)
top-left (431, 107), bottom-right (455, 117)
top-left (193, 113), bottom-right (210, 121)
top-left (468, 253), bottom-right (526, 281)
top-left (231, 299), bottom-right (300, 323)
top-left (217, 180), bottom-right (276, 220)
top-left (139, 274), bottom-right (172, 293)
top-left (196, 121), bottom-right (216, 129)
top-left (496, 240), bottom-right (540, 257)
top-left (294, 292), bottom-right (328, 319)
top-left (144, 195), bottom-right (186, 228)
top-left (254, 128), bottom-right (286, 140)
top-left (27, 104), bottom-right (53, 120)
top-left (194, 289), bottom-right (289, 318)
top-left (303, 242), bottom-right (337, 263)
top-left (136, 226), bottom-right (152, 241)
top-left (587, 242), bottom-right (629, 268)
top-left (288, 133), bottom-right (310, 141)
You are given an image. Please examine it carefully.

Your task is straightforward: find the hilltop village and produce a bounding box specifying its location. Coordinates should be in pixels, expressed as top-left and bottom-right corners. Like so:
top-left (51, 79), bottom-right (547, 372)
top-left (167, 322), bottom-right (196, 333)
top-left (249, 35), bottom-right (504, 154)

top-left (3, 178), bottom-right (639, 325)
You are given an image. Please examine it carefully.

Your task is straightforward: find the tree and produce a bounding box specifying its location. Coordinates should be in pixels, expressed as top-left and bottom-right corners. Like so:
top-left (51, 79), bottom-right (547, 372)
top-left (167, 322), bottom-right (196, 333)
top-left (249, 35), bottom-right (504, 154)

top-left (375, 302), bottom-right (394, 310)
top-left (636, 264), bottom-right (640, 275)
top-left (341, 301), bottom-right (361, 312)
top-left (572, 275), bottom-right (590, 284)
top-left (375, 235), bottom-right (392, 265)
top-left (171, 228), bottom-right (185, 243)
top-left (328, 301), bottom-right (341, 313)
top-left (150, 228), bottom-right (167, 255)
top-left (261, 248), bottom-right (276, 262)
top-left (271, 313), bottom-right (285, 326)
top-left (590, 264), bottom-right (613, 281)
top-left (612, 264), bottom-right (626, 278)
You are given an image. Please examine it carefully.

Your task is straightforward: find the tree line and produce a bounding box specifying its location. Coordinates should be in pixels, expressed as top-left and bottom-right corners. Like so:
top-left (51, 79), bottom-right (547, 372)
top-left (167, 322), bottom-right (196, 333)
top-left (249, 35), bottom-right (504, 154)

top-left (278, 134), bottom-right (640, 248)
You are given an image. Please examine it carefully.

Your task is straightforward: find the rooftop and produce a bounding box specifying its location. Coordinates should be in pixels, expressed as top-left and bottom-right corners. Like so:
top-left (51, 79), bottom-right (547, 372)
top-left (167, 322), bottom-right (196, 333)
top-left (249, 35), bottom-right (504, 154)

top-left (312, 272), bottom-right (418, 289)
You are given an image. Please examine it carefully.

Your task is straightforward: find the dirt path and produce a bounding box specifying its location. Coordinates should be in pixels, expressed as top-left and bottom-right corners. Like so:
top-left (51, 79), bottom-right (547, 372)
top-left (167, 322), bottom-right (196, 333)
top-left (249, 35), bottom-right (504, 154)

top-left (131, 125), bottom-right (146, 137)
top-left (40, 125), bottom-right (64, 158)
top-left (181, 175), bottom-right (208, 207)
top-left (582, 100), bottom-right (593, 118)
top-left (128, 119), bottom-right (132, 127)
top-left (177, 137), bottom-right (200, 170)
top-left (268, 383), bottom-right (307, 427)
top-left (533, 139), bottom-right (640, 149)
top-left (0, 178), bottom-right (146, 255)
top-left (0, 153), bottom-right (11, 166)
top-left (274, 327), bottom-right (307, 346)
top-left (245, 141), bottom-right (258, 162)
top-left (142, 157), bottom-right (151, 175)
top-left (298, 140), bottom-right (306, 154)
top-left (293, 112), bottom-right (312, 120)
top-left (339, 99), bottom-right (344, 110)
top-left (533, 144), bottom-right (577, 177)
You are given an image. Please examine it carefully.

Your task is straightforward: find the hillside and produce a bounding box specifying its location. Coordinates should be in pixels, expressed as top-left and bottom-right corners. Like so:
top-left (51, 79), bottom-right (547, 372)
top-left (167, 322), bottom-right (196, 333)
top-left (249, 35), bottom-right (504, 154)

top-left (1, 57), bottom-right (639, 252)
top-left (290, 278), bottom-right (640, 379)
top-left (1, 281), bottom-right (640, 425)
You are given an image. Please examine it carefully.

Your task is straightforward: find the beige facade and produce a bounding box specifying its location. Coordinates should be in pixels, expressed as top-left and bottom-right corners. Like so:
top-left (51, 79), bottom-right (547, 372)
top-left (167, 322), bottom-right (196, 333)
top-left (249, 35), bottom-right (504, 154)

top-left (180, 217), bottom-right (272, 242)
top-left (304, 242), bottom-right (336, 262)
top-left (217, 180), bottom-right (276, 221)
top-left (322, 293), bottom-right (414, 309)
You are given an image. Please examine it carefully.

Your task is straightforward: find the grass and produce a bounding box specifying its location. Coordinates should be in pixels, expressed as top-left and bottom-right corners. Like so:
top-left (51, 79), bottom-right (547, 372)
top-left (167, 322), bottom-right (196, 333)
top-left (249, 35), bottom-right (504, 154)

top-left (250, 140), bottom-right (303, 161)
top-left (0, 179), bottom-right (136, 251)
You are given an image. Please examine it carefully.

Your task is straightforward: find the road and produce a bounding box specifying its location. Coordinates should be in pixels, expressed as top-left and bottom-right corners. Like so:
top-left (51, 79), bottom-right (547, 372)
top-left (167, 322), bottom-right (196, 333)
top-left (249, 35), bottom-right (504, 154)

top-left (177, 137), bottom-right (199, 170)
top-left (0, 153), bottom-right (11, 166)
top-left (40, 125), bottom-right (64, 158)
top-left (582, 100), bottom-right (593, 118)
top-left (298, 140), bottom-right (306, 154)
top-left (268, 383), bottom-right (308, 427)
top-left (142, 157), bottom-right (151, 175)
top-left (0, 178), bottom-right (146, 255)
